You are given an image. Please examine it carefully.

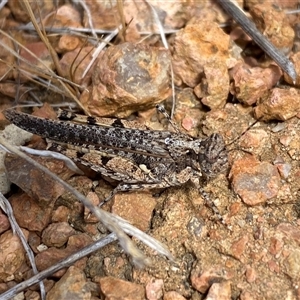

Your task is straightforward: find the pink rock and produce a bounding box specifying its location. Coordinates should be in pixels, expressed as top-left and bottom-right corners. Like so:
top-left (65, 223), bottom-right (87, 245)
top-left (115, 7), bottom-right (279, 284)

top-left (230, 64), bottom-right (282, 105)
top-left (277, 223), bottom-right (300, 246)
top-left (254, 88), bottom-right (300, 121)
top-left (172, 21), bottom-right (229, 109)
top-left (146, 278), bottom-right (164, 300)
top-left (46, 266), bottom-right (91, 300)
top-left (230, 156), bottom-right (281, 206)
top-left (60, 46), bottom-right (96, 86)
top-left (84, 42), bottom-right (171, 117)
top-left (164, 291), bottom-right (186, 300)
top-left (230, 235), bottom-right (249, 260)
top-left (8, 193), bottom-right (52, 232)
top-left (269, 237), bottom-right (284, 256)
top-left (250, 4), bottom-right (294, 53)
top-left (0, 229), bottom-right (28, 282)
top-left (206, 281), bottom-right (231, 300)
top-left (190, 263), bottom-right (228, 294)
top-left (112, 191), bottom-right (156, 232)
top-left (245, 265), bottom-right (257, 283)
top-left (42, 222), bottom-right (76, 247)
top-left (99, 276), bottom-right (145, 300)
top-left (0, 212), bottom-right (10, 234)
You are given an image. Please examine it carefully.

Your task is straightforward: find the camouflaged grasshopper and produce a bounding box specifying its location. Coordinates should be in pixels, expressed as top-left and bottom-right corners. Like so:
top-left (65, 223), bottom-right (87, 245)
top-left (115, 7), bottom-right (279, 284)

top-left (4, 105), bottom-right (228, 205)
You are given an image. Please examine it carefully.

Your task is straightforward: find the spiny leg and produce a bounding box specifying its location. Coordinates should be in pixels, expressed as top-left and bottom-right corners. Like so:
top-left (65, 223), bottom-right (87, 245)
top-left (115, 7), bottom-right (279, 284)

top-left (198, 187), bottom-right (226, 225)
top-left (100, 180), bottom-right (227, 225)
top-left (191, 176), bottom-right (226, 224)
top-left (98, 181), bottom-right (172, 207)
top-left (156, 104), bottom-right (182, 134)
top-left (100, 182), bottom-right (225, 223)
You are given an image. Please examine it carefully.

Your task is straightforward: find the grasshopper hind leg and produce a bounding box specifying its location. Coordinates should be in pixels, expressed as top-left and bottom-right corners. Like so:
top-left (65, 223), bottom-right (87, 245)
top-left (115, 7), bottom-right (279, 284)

top-left (98, 181), bottom-right (173, 207)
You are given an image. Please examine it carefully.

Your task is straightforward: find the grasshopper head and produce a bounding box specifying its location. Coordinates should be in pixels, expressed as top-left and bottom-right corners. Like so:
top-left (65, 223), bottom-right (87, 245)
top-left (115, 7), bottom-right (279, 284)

top-left (198, 133), bottom-right (228, 179)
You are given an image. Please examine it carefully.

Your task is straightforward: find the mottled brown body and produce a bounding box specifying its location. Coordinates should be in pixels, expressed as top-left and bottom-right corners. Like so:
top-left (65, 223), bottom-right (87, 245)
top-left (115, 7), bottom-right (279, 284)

top-left (4, 108), bottom-right (228, 202)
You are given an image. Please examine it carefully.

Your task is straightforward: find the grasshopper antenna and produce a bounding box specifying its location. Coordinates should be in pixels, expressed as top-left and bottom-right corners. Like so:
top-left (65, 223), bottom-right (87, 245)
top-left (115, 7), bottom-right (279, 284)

top-left (226, 117), bottom-right (263, 151)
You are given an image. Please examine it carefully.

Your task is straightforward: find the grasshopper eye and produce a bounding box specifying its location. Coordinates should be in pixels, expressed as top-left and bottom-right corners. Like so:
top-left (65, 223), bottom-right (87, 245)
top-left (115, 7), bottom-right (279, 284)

top-left (198, 134), bottom-right (229, 178)
top-left (199, 150), bottom-right (228, 179)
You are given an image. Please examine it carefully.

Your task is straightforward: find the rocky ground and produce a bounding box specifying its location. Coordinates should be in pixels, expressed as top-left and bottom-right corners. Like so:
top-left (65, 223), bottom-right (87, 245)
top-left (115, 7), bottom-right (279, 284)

top-left (0, 1), bottom-right (300, 299)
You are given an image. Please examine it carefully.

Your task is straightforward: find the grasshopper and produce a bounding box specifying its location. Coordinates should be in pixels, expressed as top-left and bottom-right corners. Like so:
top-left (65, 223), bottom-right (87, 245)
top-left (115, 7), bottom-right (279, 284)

top-left (4, 105), bottom-right (228, 206)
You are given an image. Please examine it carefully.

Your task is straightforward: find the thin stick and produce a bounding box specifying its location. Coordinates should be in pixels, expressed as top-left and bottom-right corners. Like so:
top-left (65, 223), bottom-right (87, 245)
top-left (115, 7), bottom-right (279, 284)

top-left (217, 0), bottom-right (297, 83)
top-left (0, 193), bottom-right (46, 300)
top-left (144, 0), bottom-right (176, 117)
top-left (0, 233), bottom-right (117, 300)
